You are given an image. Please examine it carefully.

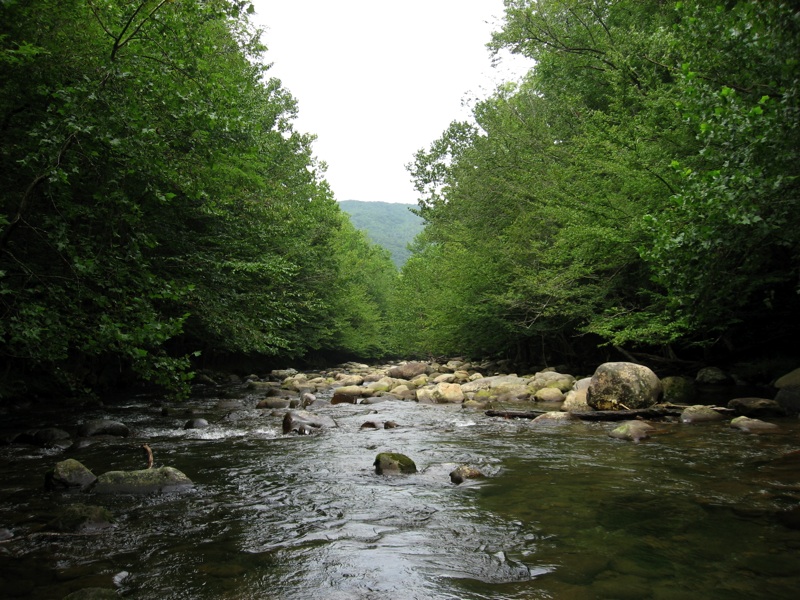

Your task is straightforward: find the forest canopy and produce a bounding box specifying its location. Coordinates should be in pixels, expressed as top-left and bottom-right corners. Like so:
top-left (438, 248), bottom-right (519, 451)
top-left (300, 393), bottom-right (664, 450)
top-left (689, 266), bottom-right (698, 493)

top-left (394, 0), bottom-right (799, 365)
top-left (0, 0), bottom-right (396, 398)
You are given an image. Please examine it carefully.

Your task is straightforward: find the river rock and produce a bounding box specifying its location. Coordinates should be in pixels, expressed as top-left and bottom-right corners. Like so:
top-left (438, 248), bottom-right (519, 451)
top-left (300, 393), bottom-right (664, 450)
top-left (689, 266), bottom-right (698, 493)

top-left (728, 397), bottom-right (785, 418)
top-left (449, 465), bottom-right (484, 484)
top-left (374, 452), bottom-right (417, 475)
top-left (587, 362), bottom-right (662, 410)
top-left (46, 458), bottom-right (97, 490)
top-left (534, 387), bottom-right (565, 403)
top-left (93, 466), bottom-right (193, 494)
top-left (432, 382), bottom-right (464, 403)
top-left (461, 375), bottom-right (529, 396)
top-left (256, 397), bottom-right (291, 409)
top-left (63, 588), bottom-right (118, 600)
top-left (387, 361), bottom-right (428, 380)
top-left (415, 387), bottom-right (436, 404)
top-left (532, 411), bottom-right (574, 424)
top-left (282, 410), bottom-right (337, 435)
top-left (48, 503), bottom-right (113, 533)
top-left (562, 389), bottom-right (590, 412)
top-left (335, 373), bottom-right (364, 386)
top-left (775, 367), bottom-right (800, 389)
top-left (78, 419), bottom-right (129, 438)
top-left (528, 371), bottom-right (576, 393)
top-left (661, 376), bottom-right (697, 404)
top-left (183, 418), bottom-right (209, 429)
top-left (696, 366), bottom-right (733, 385)
top-left (608, 420), bottom-right (654, 442)
top-left (730, 416), bottom-right (779, 433)
top-left (775, 386), bottom-right (800, 416)
top-left (680, 405), bottom-right (726, 423)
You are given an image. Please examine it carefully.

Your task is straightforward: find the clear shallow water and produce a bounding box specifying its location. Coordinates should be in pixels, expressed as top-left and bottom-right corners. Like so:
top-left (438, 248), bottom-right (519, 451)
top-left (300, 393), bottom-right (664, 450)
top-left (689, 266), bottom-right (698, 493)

top-left (1, 387), bottom-right (799, 599)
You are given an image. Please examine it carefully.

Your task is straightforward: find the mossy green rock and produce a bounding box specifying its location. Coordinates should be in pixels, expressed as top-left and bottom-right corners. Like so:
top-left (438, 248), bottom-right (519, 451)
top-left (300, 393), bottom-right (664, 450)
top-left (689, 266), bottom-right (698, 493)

top-left (49, 503), bottom-right (113, 533)
top-left (48, 458), bottom-right (97, 490)
top-left (93, 466), bottom-right (192, 494)
top-left (374, 452), bottom-right (417, 475)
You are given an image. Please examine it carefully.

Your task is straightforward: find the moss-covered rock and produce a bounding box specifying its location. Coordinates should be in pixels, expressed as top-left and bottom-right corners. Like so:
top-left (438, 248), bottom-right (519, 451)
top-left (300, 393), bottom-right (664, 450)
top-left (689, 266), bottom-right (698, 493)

top-left (93, 466), bottom-right (192, 494)
top-left (48, 503), bottom-right (113, 533)
top-left (374, 452), bottom-right (417, 475)
top-left (47, 458), bottom-right (97, 490)
top-left (680, 405), bottom-right (726, 423)
top-left (608, 420), bottom-right (654, 442)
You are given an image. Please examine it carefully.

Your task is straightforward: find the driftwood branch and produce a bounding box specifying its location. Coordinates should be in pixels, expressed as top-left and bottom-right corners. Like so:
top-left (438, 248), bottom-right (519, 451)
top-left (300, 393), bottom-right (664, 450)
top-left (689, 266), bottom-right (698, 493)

top-left (141, 444), bottom-right (153, 469)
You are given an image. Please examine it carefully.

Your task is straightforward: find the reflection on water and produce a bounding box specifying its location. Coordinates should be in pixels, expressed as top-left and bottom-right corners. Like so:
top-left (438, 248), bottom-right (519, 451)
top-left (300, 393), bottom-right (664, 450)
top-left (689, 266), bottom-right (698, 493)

top-left (1, 389), bottom-right (799, 599)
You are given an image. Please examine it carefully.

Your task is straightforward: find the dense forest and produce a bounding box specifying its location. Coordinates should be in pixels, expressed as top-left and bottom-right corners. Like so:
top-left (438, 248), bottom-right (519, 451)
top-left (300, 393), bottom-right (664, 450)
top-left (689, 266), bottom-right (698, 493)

top-left (394, 0), bottom-right (800, 368)
top-left (1, 1), bottom-right (798, 401)
top-left (338, 201), bottom-right (423, 268)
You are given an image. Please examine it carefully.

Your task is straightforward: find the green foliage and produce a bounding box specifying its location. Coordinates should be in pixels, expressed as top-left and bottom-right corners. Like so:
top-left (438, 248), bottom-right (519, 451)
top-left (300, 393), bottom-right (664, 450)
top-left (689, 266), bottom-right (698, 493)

top-left (397, 0), bottom-right (800, 362)
top-left (0, 0), bottom-right (386, 399)
top-left (338, 200), bottom-right (423, 268)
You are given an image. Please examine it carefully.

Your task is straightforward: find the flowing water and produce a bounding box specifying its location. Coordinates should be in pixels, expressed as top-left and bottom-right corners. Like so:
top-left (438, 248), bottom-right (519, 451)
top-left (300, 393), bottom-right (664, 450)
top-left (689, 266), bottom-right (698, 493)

top-left (1, 385), bottom-right (799, 599)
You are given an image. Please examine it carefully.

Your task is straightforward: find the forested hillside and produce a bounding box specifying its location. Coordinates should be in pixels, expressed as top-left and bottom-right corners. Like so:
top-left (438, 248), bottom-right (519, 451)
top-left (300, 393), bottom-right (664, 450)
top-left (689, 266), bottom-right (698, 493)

top-left (393, 0), bottom-right (800, 367)
top-left (0, 0), bottom-right (397, 399)
top-left (338, 201), bottom-right (423, 268)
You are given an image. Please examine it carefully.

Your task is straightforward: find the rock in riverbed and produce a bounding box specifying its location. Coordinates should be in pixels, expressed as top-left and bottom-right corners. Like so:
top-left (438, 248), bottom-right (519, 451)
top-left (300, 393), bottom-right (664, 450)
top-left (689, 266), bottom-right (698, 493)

top-left (93, 466), bottom-right (193, 494)
top-left (374, 452), bottom-right (417, 475)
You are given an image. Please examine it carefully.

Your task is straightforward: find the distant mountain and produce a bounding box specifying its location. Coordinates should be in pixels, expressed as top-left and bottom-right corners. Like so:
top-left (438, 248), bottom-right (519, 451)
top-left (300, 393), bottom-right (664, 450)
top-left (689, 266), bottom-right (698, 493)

top-left (338, 200), bottom-right (424, 268)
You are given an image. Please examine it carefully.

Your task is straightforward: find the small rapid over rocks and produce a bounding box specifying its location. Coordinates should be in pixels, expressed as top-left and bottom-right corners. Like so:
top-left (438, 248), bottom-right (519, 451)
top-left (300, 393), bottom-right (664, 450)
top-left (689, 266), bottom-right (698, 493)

top-left (1, 359), bottom-right (799, 599)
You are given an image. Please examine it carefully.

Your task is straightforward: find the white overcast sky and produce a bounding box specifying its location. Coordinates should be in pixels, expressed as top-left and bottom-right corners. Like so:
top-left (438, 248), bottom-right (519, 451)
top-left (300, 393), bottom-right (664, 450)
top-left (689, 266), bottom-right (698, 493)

top-left (249, 0), bottom-right (531, 204)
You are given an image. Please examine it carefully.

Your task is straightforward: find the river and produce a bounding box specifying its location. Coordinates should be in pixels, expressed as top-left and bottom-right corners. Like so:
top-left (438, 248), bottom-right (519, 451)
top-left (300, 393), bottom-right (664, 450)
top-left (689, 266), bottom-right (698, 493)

top-left (1, 383), bottom-right (799, 599)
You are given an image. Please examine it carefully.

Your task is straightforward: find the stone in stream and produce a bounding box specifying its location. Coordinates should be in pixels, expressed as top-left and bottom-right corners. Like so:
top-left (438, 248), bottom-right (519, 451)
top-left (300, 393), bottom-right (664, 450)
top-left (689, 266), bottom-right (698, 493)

top-left (587, 362), bottom-right (662, 410)
top-left (608, 420), bottom-right (654, 443)
top-left (449, 465), bottom-right (484, 484)
top-left (531, 411), bottom-right (574, 424)
top-left (730, 416), bottom-right (779, 433)
top-left (386, 361), bottom-right (428, 380)
top-left (282, 410), bottom-right (337, 435)
top-left (77, 419), bottom-right (130, 438)
top-left (184, 418), bottom-right (209, 429)
top-left (93, 466), bottom-right (193, 494)
top-left (46, 458), bottom-right (97, 491)
top-left (48, 503), bottom-right (114, 533)
top-left (680, 405), bottom-right (726, 423)
top-left (374, 452), bottom-right (417, 475)
top-left (727, 397), bottom-right (785, 418)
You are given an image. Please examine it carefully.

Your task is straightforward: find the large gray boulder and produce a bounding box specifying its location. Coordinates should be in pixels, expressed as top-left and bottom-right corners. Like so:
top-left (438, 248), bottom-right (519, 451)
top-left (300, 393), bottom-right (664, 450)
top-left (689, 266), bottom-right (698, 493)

top-left (93, 466), bottom-right (193, 494)
top-left (282, 410), bottom-right (337, 435)
top-left (586, 362), bottom-right (662, 410)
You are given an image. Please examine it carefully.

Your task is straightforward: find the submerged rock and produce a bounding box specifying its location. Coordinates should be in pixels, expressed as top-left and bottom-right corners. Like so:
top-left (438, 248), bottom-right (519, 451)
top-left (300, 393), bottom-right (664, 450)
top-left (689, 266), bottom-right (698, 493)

top-left (78, 419), bottom-right (129, 438)
top-left (48, 503), bottom-right (113, 533)
top-left (374, 452), bottom-right (417, 475)
top-left (608, 420), bottom-right (654, 443)
top-left (183, 418), bottom-right (209, 429)
top-left (93, 466), bottom-right (193, 494)
top-left (531, 411), bottom-right (574, 424)
top-left (680, 405), bottom-right (726, 423)
top-left (730, 416), bottom-right (779, 433)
